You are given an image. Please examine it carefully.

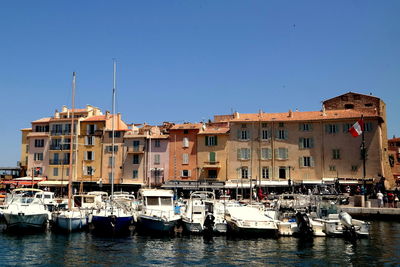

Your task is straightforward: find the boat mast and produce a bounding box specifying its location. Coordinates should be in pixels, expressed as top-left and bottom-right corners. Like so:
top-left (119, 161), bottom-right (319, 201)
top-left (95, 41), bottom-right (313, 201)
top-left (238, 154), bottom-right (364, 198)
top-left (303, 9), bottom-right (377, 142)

top-left (111, 59), bottom-right (116, 200)
top-left (68, 72), bottom-right (76, 211)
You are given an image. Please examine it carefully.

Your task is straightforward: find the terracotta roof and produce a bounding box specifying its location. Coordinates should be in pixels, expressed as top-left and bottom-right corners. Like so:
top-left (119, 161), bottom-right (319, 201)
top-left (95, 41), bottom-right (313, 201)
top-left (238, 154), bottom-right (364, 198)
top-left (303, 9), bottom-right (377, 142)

top-left (230, 109), bottom-right (378, 123)
top-left (21, 128), bottom-right (32, 131)
top-left (83, 115), bottom-right (107, 122)
top-left (389, 138), bottom-right (400, 142)
top-left (198, 127), bottom-right (229, 135)
top-left (60, 108), bottom-right (87, 113)
top-left (32, 117), bottom-right (51, 123)
top-left (147, 134), bottom-right (169, 139)
top-left (170, 123), bottom-right (203, 130)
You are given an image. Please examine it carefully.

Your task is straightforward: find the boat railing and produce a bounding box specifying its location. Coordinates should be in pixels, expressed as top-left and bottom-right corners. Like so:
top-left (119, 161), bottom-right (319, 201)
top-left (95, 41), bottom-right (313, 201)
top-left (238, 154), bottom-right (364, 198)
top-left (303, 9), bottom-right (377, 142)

top-left (143, 207), bottom-right (176, 219)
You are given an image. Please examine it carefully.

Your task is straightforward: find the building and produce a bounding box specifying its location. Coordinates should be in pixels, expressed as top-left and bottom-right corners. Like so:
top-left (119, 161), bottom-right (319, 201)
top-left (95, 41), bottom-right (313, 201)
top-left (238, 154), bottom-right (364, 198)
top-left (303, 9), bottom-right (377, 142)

top-left (216, 92), bottom-right (393, 189)
top-left (388, 137), bottom-right (400, 187)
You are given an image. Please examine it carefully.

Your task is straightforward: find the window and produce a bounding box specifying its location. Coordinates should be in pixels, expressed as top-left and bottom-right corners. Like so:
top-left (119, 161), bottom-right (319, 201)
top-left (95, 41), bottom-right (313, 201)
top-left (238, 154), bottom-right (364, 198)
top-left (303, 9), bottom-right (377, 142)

top-left (299, 138), bottom-right (313, 149)
top-left (351, 165), bottom-right (358, 172)
top-left (53, 168), bottom-right (58, 177)
top-left (85, 136), bottom-right (95, 146)
top-left (364, 122), bottom-right (373, 132)
top-left (241, 167), bottom-right (249, 179)
top-left (238, 130), bottom-right (249, 140)
top-left (329, 165), bottom-right (336, 172)
top-left (262, 167), bottom-right (269, 179)
top-left (133, 154), bottom-right (140, 164)
top-left (261, 130), bottom-right (269, 140)
top-left (155, 140), bottom-right (161, 147)
top-left (181, 170), bottom-right (191, 177)
top-left (205, 136), bottom-right (218, 146)
top-left (106, 145), bottom-right (118, 152)
top-left (365, 103), bottom-right (373, 107)
top-left (86, 166), bottom-right (94, 176)
top-left (34, 153), bottom-right (43, 161)
top-left (237, 148), bottom-right (251, 160)
top-left (34, 139), bottom-right (44, 148)
top-left (133, 170), bottom-right (138, 179)
top-left (275, 148), bottom-right (288, 160)
top-left (85, 151), bottom-right (94, 161)
top-left (154, 154), bottom-right (160, 165)
top-left (300, 123), bottom-right (312, 131)
top-left (35, 167), bottom-right (42, 176)
top-left (209, 152), bottom-right (216, 163)
top-left (182, 153), bottom-right (189, 164)
top-left (35, 125), bottom-right (49, 132)
top-left (276, 129), bottom-right (288, 140)
top-left (279, 167), bottom-right (287, 179)
top-left (108, 131), bottom-right (121, 138)
top-left (343, 123), bottom-right (352, 133)
top-left (326, 124), bottom-right (339, 134)
top-left (208, 170), bottom-right (217, 178)
top-left (183, 137), bottom-right (189, 148)
top-left (344, 104), bottom-right (354, 109)
top-left (66, 168), bottom-right (69, 177)
top-left (87, 124), bottom-right (96, 135)
top-left (108, 156), bottom-right (114, 167)
top-left (300, 156), bottom-right (314, 167)
top-left (52, 124), bottom-right (63, 135)
top-left (261, 148), bottom-right (272, 160)
top-left (183, 130), bottom-right (189, 134)
top-left (332, 149), bottom-right (340, 160)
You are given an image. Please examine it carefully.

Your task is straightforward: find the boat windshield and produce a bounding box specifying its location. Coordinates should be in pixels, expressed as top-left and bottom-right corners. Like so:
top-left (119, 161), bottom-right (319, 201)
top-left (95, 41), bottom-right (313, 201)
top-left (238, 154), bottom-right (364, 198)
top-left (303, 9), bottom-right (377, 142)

top-left (146, 197), bottom-right (159, 206)
top-left (160, 197), bottom-right (172, 206)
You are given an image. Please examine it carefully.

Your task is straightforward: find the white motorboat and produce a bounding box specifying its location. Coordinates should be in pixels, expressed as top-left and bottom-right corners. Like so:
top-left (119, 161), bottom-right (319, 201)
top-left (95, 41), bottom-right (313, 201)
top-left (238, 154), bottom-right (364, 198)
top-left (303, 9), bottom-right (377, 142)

top-left (314, 211), bottom-right (370, 238)
top-left (136, 189), bottom-right (181, 234)
top-left (3, 188), bottom-right (50, 231)
top-left (225, 205), bottom-right (278, 236)
top-left (182, 191), bottom-right (227, 234)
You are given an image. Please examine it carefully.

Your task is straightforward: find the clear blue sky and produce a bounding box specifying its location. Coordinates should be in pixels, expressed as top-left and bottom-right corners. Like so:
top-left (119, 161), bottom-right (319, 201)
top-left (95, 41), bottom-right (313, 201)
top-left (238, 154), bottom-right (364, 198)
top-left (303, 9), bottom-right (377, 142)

top-left (0, 1), bottom-right (399, 166)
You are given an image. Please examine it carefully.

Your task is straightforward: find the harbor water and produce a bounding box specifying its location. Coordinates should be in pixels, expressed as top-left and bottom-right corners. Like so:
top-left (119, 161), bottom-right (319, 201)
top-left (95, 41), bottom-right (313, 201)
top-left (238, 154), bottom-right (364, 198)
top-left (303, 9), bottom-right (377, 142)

top-left (0, 221), bottom-right (399, 266)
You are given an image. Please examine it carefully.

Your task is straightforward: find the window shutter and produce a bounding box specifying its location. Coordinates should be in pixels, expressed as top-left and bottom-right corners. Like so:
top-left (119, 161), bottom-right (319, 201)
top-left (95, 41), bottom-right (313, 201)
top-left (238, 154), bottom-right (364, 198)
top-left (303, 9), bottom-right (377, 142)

top-left (237, 130), bottom-right (241, 140)
top-left (275, 130), bottom-right (279, 139)
top-left (284, 130), bottom-right (288, 140)
top-left (215, 136), bottom-right (218, 146)
top-left (267, 148), bottom-right (272, 159)
top-left (93, 151), bottom-right (95, 161)
top-left (248, 168), bottom-right (252, 179)
top-left (85, 136), bottom-right (88, 145)
top-left (325, 125), bottom-right (329, 133)
top-left (310, 138), bottom-right (314, 148)
top-left (299, 123), bottom-right (302, 131)
top-left (205, 136), bottom-right (209, 146)
top-left (310, 157), bottom-right (315, 167)
top-left (247, 148), bottom-right (251, 159)
top-left (285, 148), bottom-right (288, 159)
top-left (247, 130), bottom-right (251, 140)
top-left (91, 136), bottom-right (95, 145)
top-left (181, 170), bottom-right (184, 177)
top-left (299, 138), bottom-right (304, 149)
top-left (209, 152), bottom-right (216, 163)
top-left (285, 167), bottom-right (289, 178)
top-left (83, 166), bottom-right (87, 175)
top-left (94, 125), bottom-right (97, 131)
top-left (188, 170), bottom-right (191, 177)
top-left (84, 152), bottom-right (88, 160)
top-left (237, 149), bottom-right (241, 160)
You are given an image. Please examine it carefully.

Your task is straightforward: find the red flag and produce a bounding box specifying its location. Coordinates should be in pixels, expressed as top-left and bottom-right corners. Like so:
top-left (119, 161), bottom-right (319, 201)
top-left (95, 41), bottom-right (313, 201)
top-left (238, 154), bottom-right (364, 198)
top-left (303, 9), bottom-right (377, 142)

top-left (349, 119), bottom-right (364, 137)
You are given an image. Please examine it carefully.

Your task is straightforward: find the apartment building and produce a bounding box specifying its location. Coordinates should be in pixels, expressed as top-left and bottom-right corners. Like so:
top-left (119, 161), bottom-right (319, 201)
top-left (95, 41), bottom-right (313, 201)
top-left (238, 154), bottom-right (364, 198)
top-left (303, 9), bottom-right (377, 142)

top-left (388, 137), bottom-right (400, 186)
top-left (197, 123), bottom-right (229, 182)
top-left (168, 123), bottom-right (202, 181)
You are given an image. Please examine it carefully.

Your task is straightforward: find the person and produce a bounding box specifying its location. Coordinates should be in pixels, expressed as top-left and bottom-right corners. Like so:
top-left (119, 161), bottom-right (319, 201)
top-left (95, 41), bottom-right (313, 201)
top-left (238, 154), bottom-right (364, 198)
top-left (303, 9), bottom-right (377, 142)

top-left (387, 192), bottom-right (394, 208)
top-left (356, 186), bottom-right (361, 195)
top-left (383, 193), bottom-right (388, 207)
top-left (377, 191), bottom-right (383, 208)
top-left (346, 186), bottom-right (351, 194)
top-left (394, 194), bottom-right (399, 208)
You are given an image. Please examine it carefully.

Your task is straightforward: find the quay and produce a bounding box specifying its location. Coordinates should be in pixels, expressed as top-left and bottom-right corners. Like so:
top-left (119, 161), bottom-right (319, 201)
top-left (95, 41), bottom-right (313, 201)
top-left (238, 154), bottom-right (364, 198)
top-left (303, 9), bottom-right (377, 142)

top-left (340, 206), bottom-right (400, 220)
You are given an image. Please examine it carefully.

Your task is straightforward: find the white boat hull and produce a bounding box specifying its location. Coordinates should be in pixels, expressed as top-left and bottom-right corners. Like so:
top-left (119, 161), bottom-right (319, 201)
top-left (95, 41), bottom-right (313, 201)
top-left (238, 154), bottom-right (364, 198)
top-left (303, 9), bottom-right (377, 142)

top-left (53, 212), bottom-right (88, 232)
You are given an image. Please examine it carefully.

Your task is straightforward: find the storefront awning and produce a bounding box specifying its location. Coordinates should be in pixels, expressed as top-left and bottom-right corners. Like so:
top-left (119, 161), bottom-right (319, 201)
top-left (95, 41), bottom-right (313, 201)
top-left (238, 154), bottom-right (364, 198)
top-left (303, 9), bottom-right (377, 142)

top-left (38, 181), bottom-right (69, 187)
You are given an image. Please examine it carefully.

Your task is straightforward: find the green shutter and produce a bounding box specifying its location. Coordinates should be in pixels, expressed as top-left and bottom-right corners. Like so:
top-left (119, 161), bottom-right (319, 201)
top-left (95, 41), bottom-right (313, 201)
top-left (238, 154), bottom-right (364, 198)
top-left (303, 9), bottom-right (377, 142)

top-left (284, 130), bottom-right (288, 140)
top-left (209, 152), bottom-right (216, 163)
top-left (215, 136), bottom-right (218, 146)
top-left (205, 136), bottom-right (209, 146)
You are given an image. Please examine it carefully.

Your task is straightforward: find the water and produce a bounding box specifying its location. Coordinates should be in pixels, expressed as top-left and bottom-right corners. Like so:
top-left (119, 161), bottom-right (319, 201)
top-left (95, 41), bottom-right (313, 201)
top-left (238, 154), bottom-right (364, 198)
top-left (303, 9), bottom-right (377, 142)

top-left (0, 221), bottom-right (399, 266)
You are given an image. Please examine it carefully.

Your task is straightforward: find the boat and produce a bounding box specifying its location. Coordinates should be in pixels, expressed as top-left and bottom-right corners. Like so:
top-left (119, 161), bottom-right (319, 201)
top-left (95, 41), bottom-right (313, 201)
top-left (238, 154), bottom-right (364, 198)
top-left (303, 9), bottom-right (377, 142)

top-left (136, 189), bottom-right (181, 234)
top-left (2, 188), bottom-right (50, 231)
top-left (91, 61), bottom-right (133, 234)
top-left (182, 191), bottom-right (227, 234)
top-left (225, 205), bottom-right (278, 236)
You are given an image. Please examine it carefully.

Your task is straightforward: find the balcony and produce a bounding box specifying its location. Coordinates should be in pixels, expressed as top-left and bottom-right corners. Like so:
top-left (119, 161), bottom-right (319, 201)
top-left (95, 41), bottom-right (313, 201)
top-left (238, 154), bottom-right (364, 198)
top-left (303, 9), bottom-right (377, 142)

top-left (49, 144), bottom-right (71, 151)
top-left (203, 161), bottom-right (221, 169)
top-left (49, 159), bottom-right (70, 165)
top-left (126, 145), bottom-right (145, 153)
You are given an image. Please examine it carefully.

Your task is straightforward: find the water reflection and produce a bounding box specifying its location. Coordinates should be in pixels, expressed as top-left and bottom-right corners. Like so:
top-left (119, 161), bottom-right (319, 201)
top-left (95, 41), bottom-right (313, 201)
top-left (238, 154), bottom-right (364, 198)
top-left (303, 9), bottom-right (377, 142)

top-left (0, 221), bottom-right (399, 265)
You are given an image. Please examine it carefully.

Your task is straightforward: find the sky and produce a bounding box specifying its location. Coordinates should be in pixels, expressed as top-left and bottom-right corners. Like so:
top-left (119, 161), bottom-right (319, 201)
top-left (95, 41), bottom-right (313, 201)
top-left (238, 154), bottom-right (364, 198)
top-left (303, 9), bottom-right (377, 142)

top-left (0, 0), bottom-right (399, 166)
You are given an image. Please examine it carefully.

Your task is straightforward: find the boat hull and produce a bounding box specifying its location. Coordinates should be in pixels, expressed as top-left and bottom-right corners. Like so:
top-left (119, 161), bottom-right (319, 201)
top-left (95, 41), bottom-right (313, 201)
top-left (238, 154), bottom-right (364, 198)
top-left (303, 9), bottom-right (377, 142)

top-left (53, 214), bottom-right (88, 232)
top-left (137, 215), bottom-right (179, 234)
top-left (182, 220), bottom-right (203, 234)
top-left (227, 220), bottom-right (277, 236)
top-left (3, 213), bottom-right (48, 231)
top-left (92, 214), bottom-right (132, 233)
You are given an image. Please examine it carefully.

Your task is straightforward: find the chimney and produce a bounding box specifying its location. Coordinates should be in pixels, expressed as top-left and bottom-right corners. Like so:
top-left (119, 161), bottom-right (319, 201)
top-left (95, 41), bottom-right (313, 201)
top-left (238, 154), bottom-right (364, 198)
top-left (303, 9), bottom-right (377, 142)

top-left (105, 110), bottom-right (110, 119)
top-left (234, 112), bottom-right (240, 119)
top-left (288, 109), bottom-right (293, 118)
top-left (322, 105), bottom-right (326, 116)
top-left (62, 105), bottom-right (68, 112)
top-left (54, 109), bottom-right (60, 119)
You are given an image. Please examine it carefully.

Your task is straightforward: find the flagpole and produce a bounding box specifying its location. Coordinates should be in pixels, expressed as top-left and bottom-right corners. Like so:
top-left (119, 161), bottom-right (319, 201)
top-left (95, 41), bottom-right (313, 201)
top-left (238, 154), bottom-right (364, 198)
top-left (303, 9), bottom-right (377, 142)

top-left (361, 115), bottom-right (367, 201)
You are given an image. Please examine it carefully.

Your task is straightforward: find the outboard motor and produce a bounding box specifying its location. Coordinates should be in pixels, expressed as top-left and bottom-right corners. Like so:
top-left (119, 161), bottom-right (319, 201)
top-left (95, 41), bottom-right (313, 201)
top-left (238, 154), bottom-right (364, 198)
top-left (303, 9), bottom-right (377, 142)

top-left (203, 212), bottom-right (215, 234)
top-left (295, 212), bottom-right (313, 238)
top-left (339, 212), bottom-right (357, 240)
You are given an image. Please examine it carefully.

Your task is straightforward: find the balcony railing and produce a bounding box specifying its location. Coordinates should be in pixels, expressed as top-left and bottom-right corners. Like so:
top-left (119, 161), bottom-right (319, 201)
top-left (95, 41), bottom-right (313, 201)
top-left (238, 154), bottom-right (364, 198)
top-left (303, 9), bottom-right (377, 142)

top-left (126, 145), bottom-right (145, 153)
top-left (49, 144), bottom-right (71, 150)
top-left (50, 130), bottom-right (75, 136)
top-left (49, 159), bottom-right (70, 165)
